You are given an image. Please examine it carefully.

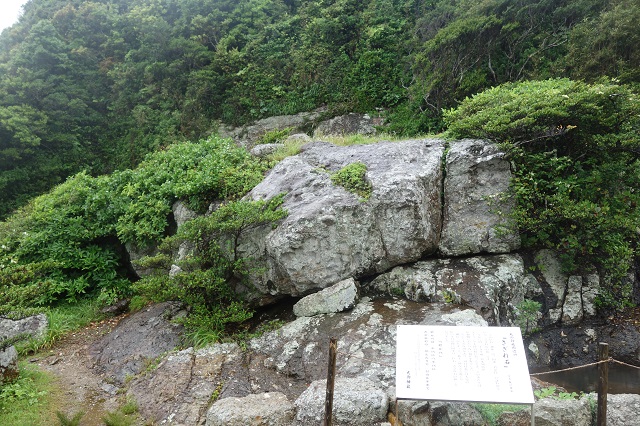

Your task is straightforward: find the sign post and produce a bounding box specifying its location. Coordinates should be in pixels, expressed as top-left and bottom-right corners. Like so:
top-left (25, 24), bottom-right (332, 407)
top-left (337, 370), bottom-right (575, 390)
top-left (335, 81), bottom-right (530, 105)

top-left (396, 325), bottom-right (535, 424)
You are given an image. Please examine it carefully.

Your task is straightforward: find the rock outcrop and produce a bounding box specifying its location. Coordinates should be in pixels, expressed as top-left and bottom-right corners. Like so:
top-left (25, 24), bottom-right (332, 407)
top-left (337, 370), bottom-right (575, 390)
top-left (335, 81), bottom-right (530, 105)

top-left (219, 109), bottom-right (324, 148)
top-left (439, 139), bottom-right (520, 256)
top-left (313, 113), bottom-right (376, 137)
top-left (243, 139), bottom-right (445, 297)
top-left (90, 302), bottom-right (185, 385)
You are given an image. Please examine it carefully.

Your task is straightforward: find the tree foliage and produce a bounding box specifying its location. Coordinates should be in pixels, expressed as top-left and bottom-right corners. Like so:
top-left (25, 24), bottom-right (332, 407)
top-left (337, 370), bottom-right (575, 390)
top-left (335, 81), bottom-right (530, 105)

top-left (1, 0), bottom-right (638, 217)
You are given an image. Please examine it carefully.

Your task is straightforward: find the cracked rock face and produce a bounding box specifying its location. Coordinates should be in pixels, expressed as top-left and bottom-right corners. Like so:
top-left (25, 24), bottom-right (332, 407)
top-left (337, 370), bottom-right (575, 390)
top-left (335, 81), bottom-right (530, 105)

top-left (439, 139), bottom-right (520, 256)
top-left (243, 139), bottom-right (445, 297)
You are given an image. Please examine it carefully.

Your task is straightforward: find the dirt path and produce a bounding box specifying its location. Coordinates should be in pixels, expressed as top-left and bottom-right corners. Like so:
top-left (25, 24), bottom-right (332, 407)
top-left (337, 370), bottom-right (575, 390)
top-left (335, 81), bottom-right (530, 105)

top-left (33, 315), bottom-right (130, 425)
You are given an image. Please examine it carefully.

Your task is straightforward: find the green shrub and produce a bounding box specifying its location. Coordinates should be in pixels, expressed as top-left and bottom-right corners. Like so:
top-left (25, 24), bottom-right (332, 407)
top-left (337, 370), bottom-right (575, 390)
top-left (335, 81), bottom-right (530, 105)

top-left (515, 299), bottom-right (542, 336)
top-left (331, 162), bottom-right (372, 200)
top-left (258, 127), bottom-right (293, 145)
top-left (444, 79), bottom-right (640, 308)
top-left (0, 136), bottom-right (269, 313)
top-left (134, 196), bottom-right (287, 347)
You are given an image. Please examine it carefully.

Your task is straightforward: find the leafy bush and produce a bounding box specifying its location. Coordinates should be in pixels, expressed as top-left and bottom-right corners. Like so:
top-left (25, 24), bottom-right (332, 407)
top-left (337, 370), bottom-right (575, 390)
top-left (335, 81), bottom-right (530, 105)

top-left (444, 79), bottom-right (640, 308)
top-left (331, 162), bottom-right (372, 200)
top-left (0, 136), bottom-right (269, 313)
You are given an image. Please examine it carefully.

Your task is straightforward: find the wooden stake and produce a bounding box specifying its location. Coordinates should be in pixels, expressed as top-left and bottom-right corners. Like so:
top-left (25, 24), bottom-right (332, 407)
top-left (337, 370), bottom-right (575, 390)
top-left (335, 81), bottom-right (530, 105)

top-left (597, 342), bottom-right (609, 426)
top-left (323, 338), bottom-right (338, 426)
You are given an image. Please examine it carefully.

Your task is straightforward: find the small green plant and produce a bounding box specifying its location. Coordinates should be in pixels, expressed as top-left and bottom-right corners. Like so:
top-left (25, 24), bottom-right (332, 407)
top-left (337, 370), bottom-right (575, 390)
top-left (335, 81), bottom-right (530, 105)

top-left (534, 386), bottom-right (582, 401)
top-left (440, 289), bottom-right (459, 304)
top-left (330, 162), bottom-right (372, 200)
top-left (120, 397), bottom-right (138, 415)
top-left (534, 386), bottom-right (557, 399)
top-left (55, 410), bottom-right (84, 426)
top-left (102, 410), bottom-right (136, 426)
top-left (209, 382), bottom-right (224, 403)
top-left (515, 299), bottom-right (542, 336)
top-left (557, 391), bottom-right (580, 400)
top-left (258, 127), bottom-right (293, 145)
top-left (390, 286), bottom-right (405, 298)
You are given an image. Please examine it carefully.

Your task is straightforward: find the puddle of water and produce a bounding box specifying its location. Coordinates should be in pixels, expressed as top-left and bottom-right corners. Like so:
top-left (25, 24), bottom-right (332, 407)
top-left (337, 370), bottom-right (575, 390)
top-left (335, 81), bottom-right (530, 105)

top-left (533, 363), bottom-right (640, 394)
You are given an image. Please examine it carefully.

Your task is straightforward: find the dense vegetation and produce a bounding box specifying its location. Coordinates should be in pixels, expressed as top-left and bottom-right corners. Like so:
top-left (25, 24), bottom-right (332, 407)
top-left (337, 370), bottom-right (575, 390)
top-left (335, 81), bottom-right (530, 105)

top-left (1, 0), bottom-right (639, 218)
top-left (0, 136), bottom-right (281, 342)
top-left (445, 79), bottom-right (640, 307)
top-left (0, 0), bottom-right (639, 344)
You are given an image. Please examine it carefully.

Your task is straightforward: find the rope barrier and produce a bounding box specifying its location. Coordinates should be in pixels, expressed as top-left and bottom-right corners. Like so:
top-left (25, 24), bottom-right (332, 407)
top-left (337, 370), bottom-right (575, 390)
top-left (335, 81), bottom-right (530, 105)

top-left (334, 349), bottom-right (640, 376)
top-left (529, 358), bottom-right (612, 376)
top-left (610, 358), bottom-right (640, 370)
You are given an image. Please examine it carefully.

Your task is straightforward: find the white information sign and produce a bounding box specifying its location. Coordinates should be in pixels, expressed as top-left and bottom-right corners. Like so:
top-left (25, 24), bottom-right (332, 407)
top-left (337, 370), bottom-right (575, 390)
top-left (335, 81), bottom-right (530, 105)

top-left (396, 325), bottom-right (535, 404)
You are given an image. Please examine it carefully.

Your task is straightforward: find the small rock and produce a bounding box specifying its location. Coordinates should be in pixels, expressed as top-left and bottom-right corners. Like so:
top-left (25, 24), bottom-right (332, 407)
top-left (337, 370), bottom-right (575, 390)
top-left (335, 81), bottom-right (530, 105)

top-left (534, 396), bottom-right (591, 425)
top-left (294, 377), bottom-right (388, 425)
top-left (0, 345), bottom-right (19, 384)
top-left (206, 392), bottom-right (294, 426)
top-left (293, 278), bottom-right (359, 317)
top-left (251, 143), bottom-right (285, 158)
top-left (100, 298), bottom-right (130, 316)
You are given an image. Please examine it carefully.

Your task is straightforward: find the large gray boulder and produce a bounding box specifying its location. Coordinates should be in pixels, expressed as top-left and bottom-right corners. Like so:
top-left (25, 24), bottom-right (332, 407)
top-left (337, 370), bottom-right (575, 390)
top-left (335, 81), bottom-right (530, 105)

top-left (369, 254), bottom-right (528, 325)
top-left (206, 392), bottom-right (295, 426)
top-left (0, 313), bottom-right (48, 341)
top-left (243, 139), bottom-right (445, 297)
top-left (294, 377), bottom-right (389, 425)
top-left (439, 139), bottom-right (520, 256)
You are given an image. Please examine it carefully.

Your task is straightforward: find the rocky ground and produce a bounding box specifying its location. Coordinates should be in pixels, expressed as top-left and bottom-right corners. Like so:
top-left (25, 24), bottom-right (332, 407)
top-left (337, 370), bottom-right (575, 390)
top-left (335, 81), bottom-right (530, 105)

top-left (25, 300), bottom-right (639, 425)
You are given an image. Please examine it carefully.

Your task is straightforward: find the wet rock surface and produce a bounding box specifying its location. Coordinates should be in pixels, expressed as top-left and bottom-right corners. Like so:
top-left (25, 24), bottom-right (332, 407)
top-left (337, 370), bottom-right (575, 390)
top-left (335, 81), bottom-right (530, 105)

top-left (89, 302), bottom-right (185, 385)
top-left (369, 254), bottom-right (527, 325)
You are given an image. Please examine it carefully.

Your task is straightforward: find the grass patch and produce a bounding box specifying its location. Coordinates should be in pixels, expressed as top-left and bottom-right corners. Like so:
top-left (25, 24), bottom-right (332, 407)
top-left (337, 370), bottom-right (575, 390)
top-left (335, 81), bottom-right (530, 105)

top-left (472, 403), bottom-right (529, 425)
top-left (0, 362), bottom-right (56, 426)
top-left (266, 132), bottom-right (417, 163)
top-left (16, 298), bottom-right (105, 355)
